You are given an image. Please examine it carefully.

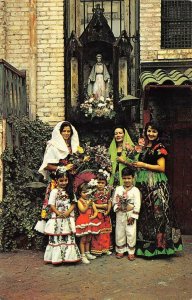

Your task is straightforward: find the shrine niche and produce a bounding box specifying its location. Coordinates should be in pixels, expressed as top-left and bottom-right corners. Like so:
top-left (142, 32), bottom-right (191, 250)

top-left (65, 4), bottom-right (133, 123)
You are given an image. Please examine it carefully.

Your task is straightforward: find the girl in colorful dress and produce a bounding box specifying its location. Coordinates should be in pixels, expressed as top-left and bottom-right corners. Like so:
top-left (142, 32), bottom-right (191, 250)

top-left (133, 121), bottom-right (183, 257)
top-left (76, 183), bottom-right (101, 264)
top-left (44, 170), bottom-right (81, 265)
top-left (91, 173), bottom-right (113, 256)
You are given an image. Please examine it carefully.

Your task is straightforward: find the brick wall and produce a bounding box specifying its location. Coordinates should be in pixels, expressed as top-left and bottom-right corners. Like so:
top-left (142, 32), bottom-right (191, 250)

top-left (36, 0), bottom-right (64, 125)
top-left (0, 1), bottom-right (6, 58)
top-left (1, 0), bottom-right (192, 125)
top-left (0, 0), bottom-right (30, 71)
top-left (0, 0), bottom-right (65, 126)
top-left (140, 0), bottom-right (192, 62)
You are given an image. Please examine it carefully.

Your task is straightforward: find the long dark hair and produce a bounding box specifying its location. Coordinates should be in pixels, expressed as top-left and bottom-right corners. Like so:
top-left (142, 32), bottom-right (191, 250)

top-left (59, 121), bottom-right (73, 137)
top-left (56, 170), bottom-right (74, 202)
top-left (77, 183), bottom-right (89, 198)
top-left (144, 121), bottom-right (163, 146)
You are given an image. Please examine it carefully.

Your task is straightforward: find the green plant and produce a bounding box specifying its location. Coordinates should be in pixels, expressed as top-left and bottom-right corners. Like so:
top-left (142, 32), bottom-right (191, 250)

top-left (0, 116), bottom-right (52, 251)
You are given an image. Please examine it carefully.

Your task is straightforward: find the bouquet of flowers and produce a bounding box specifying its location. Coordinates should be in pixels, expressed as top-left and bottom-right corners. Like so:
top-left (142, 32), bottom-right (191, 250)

top-left (71, 144), bottom-right (111, 191)
top-left (116, 192), bottom-right (134, 221)
top-left (82, 143), bottom-right (112, 173)
top-left (80, 95), bottom-right (116, 119)
top-left (87, 178), bottom-right (98, 201)
top-left (124, 137), bottom-right (146, 163)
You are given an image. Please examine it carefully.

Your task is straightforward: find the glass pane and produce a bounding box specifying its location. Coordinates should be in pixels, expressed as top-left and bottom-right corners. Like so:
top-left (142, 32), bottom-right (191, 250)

top-left (161, 0), bottom-right (192, 48)
top-left (80, 1), bottom-right (124, 37)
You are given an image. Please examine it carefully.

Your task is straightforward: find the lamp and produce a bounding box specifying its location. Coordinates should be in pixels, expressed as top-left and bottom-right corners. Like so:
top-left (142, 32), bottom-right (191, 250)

top-left (118, 94), bottom-right (140, 109)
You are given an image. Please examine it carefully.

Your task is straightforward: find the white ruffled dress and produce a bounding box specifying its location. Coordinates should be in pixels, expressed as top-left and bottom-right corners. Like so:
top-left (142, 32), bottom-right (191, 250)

top-left (44, 188), bottom-right (81, 264)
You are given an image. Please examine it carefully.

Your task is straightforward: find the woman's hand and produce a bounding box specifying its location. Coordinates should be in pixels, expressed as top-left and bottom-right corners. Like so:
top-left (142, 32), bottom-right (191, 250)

top-left (116, 156), bottom-right (126, 164)
top-left (132, 161), bottom-right (145, 168)
top-left (83, 155), bottom-right (90, 162)
top-left (65, 163), bottom-right (74, 171)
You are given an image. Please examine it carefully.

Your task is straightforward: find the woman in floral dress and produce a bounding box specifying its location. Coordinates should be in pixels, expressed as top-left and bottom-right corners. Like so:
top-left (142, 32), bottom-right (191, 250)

top-left (133, 121), bottom-right (183, 257)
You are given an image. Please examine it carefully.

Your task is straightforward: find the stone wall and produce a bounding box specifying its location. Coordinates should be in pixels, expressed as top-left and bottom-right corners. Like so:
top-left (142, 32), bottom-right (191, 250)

top-left (140, 0), bottom-right (192, 62)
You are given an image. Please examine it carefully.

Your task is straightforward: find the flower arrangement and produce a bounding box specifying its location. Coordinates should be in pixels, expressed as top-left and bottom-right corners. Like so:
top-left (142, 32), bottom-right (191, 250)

top-left (80, 95), bottom-right (116, 119)
top-left (86, 177), bottom-right (112, 203)
top-left (68, 146), bottom-right (87, 173)
top-left (69, 144), bottom-right (112, 191)
top-left (83, 144), bottom-right (111, 173)
top-left (124, 137), bottom-right (146, 163)
top-left (116, 192), bottom-right (134, 222)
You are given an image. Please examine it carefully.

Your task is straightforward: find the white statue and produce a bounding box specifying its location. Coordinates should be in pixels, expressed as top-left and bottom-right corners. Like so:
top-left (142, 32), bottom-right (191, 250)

top-left (87, 54), bottom-right (110, 100)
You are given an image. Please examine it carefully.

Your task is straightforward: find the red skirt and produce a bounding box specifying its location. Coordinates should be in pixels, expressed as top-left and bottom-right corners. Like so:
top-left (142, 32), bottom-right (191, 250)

top-left (76, 208), bottom-right (101, 236)
top-left (91, 212), bottom-right (113, 255)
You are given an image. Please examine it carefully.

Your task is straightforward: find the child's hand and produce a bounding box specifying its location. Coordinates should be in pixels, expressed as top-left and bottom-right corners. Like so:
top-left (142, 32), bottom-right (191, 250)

top-left (87, 200), bottom-right (93, 207)
top-left (57, 211), bottom-right (63, 217)
top-left (103, 204), bottom-right (108, 210)
top-left (63, 211), bottom-right (70, 218)
top-left (116, 202), bottom-right (121, 211)
top-left (127, 217), bottom-right (134, 225)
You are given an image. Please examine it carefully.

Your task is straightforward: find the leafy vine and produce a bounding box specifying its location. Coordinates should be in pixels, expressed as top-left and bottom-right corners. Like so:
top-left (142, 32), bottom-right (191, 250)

top-left (0, 116), bottom-right (52, 251)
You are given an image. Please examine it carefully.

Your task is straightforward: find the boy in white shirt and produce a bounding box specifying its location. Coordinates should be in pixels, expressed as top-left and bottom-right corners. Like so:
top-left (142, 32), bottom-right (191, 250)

top-left (112, 167), bottom-right (141, 260)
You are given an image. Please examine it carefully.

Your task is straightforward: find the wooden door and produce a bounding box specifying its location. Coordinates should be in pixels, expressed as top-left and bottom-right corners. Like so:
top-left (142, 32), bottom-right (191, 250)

top-left (167, 129), bottom-right (192, 234)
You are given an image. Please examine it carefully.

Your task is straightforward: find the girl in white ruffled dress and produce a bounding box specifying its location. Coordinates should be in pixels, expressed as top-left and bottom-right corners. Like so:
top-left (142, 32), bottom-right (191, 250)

top-left (44, 170), bottom-right (81, 265)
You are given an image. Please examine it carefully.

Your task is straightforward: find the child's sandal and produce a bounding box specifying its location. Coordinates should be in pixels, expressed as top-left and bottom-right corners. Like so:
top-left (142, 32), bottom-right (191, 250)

top-left (116, 253), bottom-right (124, 259)
top-left (127, 254), bottom-right (135, 261)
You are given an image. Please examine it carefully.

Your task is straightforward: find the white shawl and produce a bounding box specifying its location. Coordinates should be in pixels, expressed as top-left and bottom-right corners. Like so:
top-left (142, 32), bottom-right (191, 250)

top-left (39, 121), bottom-right (79, 179)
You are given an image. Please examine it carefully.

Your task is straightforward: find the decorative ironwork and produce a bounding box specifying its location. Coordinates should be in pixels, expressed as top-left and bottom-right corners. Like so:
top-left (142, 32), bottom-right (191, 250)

top-left (80, 4), bottom-right (115, 44)
top-left (80, 0), bottom-right (124, 37)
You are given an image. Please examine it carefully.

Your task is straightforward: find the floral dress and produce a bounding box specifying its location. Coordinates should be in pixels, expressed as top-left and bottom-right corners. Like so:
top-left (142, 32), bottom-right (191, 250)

top-left (91, 191), bottom-right (113, 255)
top-left (75, 199), bottom-right (101, 237)
top-left (44, 188), bottom-right (81, 264)
top-left (135, 142), bottom-right (183, 257)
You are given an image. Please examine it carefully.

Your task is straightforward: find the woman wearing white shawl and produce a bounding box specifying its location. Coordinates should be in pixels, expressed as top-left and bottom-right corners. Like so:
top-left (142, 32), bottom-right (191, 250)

top-left (35, 121), bottom-right (80, 233)
top-left (39, 121), bottom-right (79, 179)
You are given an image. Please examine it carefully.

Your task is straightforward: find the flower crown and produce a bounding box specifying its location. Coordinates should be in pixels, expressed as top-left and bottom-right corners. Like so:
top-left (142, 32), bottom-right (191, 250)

top-left (97, 169), bottom-right (110, 181)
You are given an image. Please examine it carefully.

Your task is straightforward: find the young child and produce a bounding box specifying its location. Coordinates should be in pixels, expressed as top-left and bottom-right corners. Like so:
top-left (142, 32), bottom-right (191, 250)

top-left (112, 167), bottom-right (141, 261)
top-left (44, 170), bottom-right (81, 265)
top-left (91, 173), bottom-right (113, 256)
top-left (76, 183), bottom-right (101, 264)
